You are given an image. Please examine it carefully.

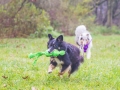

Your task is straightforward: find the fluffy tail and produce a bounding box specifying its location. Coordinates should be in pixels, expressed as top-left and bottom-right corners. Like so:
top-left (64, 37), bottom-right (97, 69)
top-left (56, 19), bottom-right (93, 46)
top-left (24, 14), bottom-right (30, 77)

top-left (70, 56), bottom-right (84, 74)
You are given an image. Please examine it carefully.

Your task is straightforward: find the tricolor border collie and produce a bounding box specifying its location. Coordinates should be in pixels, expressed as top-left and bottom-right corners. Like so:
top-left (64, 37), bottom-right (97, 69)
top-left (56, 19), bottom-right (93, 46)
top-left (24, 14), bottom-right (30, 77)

top-left (75, 25), bottom-right (92, 59)
top-left (47, 34), bottom-right (83, 77)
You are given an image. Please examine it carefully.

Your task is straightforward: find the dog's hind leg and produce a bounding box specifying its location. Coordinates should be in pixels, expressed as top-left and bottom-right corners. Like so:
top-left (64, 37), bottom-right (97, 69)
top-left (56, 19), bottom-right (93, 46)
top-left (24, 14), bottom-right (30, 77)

top-left (70, 60), bottom-right (80, 74)
top-left (58, 64), bottom-right (71, 77)
top-left (68, 69), bottom-right (72, 77)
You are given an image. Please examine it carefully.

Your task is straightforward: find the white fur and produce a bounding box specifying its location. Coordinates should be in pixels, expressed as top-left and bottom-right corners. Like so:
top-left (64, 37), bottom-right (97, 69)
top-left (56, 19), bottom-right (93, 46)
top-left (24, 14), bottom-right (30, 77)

top-left (75, 25), bottom-right (92, 59)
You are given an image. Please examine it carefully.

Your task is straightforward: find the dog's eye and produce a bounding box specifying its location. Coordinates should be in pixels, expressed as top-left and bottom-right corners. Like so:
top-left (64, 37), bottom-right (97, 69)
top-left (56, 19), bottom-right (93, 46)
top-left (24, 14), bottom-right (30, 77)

top-left (80, 38), bottom-right (83, 40)
top-left (52, 44), bottom-right (55, 47)
top-left (54, 44), bottom-right (56, 47)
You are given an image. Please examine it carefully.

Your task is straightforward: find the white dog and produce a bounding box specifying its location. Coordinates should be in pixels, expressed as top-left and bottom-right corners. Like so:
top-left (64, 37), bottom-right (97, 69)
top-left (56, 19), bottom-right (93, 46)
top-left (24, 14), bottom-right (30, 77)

top-left (75, 25), bottom-right (92, 59)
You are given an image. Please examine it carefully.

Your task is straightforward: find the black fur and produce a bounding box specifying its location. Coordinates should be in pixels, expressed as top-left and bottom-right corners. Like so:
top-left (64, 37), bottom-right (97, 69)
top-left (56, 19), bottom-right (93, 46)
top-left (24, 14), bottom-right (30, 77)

top-left (47, 34), bottom-right (84, 76)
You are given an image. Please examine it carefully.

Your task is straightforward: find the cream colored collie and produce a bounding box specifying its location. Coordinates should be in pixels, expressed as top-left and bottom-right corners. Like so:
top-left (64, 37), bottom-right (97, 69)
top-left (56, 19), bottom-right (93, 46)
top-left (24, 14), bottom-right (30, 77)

top-left (75, 25), bottom-right (92, 59)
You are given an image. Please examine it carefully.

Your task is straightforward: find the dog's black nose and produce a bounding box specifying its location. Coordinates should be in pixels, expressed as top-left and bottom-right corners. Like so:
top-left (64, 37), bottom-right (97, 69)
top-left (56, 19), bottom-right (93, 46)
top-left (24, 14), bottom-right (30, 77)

top-left (47, 49), bottom-right (51, 53)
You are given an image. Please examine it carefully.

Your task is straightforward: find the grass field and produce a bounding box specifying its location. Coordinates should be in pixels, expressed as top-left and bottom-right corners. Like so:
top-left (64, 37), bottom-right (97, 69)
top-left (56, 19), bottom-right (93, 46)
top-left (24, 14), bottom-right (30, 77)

top-left (0, 35), bottom-right (120, 90)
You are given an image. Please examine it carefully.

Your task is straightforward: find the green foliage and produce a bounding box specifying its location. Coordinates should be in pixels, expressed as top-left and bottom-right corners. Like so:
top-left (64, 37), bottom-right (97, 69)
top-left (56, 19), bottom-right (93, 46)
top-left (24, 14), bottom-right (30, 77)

top-left (1, 0), bottom-right (119, 37)
top-left (73, 3), bottom-right (89, 16)
top-left (90, 25), bottom-right (120, 35)
top-left (0, 0), bottom-right (53, 38)
top-left (47, 0), bottom-right (94, 35)
top-left (0, 36), bottom-right (120, 89)
top-left (30, 26), bottom-right (61, 38)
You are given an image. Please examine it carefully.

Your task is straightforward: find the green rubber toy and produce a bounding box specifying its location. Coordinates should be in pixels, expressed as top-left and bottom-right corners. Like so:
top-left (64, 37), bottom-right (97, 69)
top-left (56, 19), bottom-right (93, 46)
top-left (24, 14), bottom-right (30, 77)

top-left (28, 50), bottom-right (65, 65)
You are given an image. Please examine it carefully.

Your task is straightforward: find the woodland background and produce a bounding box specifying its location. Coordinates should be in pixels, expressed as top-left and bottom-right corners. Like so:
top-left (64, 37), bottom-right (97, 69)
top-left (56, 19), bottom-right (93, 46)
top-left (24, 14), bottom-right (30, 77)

top-left (0, 0), bottom-right (120, 38)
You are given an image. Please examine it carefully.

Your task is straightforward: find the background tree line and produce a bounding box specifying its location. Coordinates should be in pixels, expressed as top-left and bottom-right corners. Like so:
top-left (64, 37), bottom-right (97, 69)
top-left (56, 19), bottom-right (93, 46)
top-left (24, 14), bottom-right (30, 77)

top-left (0, 0), bottom-right (120, 38)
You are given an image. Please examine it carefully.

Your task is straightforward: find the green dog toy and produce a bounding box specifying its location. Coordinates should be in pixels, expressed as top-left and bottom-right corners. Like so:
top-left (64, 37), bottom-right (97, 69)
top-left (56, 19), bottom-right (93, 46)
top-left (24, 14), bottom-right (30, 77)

top-left (28, 50), bottom-right (65, 65)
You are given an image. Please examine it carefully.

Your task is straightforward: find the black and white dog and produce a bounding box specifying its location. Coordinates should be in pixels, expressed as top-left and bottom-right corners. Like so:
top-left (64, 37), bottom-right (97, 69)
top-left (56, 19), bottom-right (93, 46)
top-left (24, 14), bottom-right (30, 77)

top-left (47, 34), bottom-right (83, 77)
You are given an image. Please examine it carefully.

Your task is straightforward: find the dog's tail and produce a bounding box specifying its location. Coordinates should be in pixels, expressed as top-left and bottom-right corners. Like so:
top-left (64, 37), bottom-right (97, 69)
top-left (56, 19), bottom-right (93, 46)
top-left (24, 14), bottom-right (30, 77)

top-left (70, 56), bottom-right (84, 74)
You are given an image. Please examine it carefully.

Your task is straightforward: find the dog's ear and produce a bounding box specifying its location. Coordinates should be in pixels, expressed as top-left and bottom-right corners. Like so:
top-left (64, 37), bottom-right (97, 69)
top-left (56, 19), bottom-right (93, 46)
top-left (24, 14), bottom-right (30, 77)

top-left (56, 35), bottom-right (63, 42)
top-left (48, 34), bottom-right (54, 40)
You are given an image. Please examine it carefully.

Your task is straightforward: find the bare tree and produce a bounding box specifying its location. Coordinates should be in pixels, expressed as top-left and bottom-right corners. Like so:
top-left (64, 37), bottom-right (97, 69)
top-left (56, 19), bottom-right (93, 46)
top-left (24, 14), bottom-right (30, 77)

top-left (94, 0), bottom-right (120, 27)
top-left (106, 0), bottom-right (113, 27)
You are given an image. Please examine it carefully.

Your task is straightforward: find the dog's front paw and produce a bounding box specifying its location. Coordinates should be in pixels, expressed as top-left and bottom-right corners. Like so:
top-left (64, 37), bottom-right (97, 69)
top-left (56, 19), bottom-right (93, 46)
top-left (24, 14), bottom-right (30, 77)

top-left (48, 69), bottom-right (53, 74)
top-left (48, 71), bottom-right (52, 74)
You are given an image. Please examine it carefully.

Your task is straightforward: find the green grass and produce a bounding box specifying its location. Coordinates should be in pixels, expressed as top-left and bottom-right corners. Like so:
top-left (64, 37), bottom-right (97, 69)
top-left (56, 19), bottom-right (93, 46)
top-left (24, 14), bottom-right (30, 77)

top-left (0, 35), bottom-right (120, 90)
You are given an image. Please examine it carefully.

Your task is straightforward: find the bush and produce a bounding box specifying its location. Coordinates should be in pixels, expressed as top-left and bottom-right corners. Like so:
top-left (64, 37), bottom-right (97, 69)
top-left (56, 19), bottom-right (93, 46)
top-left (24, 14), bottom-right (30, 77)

top-left (30, 26), bottom-right (61, 38)
top-left (90, 25), bottom-right (120, 35)
top-left (0, 0), bottom-right (54, 38)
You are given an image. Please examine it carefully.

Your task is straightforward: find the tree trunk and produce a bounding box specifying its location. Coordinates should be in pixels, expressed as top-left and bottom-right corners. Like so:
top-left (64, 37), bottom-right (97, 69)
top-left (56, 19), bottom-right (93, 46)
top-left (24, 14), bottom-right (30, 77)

top-left (112, 0), bottom-right (119, 19)
top-left (106, 0), bottom-right (113, 27)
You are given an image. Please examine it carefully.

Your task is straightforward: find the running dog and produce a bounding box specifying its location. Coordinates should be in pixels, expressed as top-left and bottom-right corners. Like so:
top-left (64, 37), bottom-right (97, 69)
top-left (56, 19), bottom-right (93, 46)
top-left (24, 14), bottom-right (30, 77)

top-left (47, 34), bottom-right (84, 77)
top-left (75, 25), bottom-right (92, 59)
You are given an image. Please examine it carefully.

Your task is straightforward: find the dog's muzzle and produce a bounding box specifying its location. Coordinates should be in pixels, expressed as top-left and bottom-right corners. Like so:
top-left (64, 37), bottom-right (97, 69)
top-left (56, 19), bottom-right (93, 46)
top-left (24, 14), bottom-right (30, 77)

top-left (47, 47), bottom-right (54, 53)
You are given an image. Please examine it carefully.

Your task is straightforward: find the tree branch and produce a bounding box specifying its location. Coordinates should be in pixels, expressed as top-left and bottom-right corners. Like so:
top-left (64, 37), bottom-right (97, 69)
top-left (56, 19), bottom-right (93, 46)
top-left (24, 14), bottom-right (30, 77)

top-left (12, 0), bottom-right (27, 18)
top-left (90, 0), bottom-right (106, 10)
top-left (114, 12), bottom-right (120, 18)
